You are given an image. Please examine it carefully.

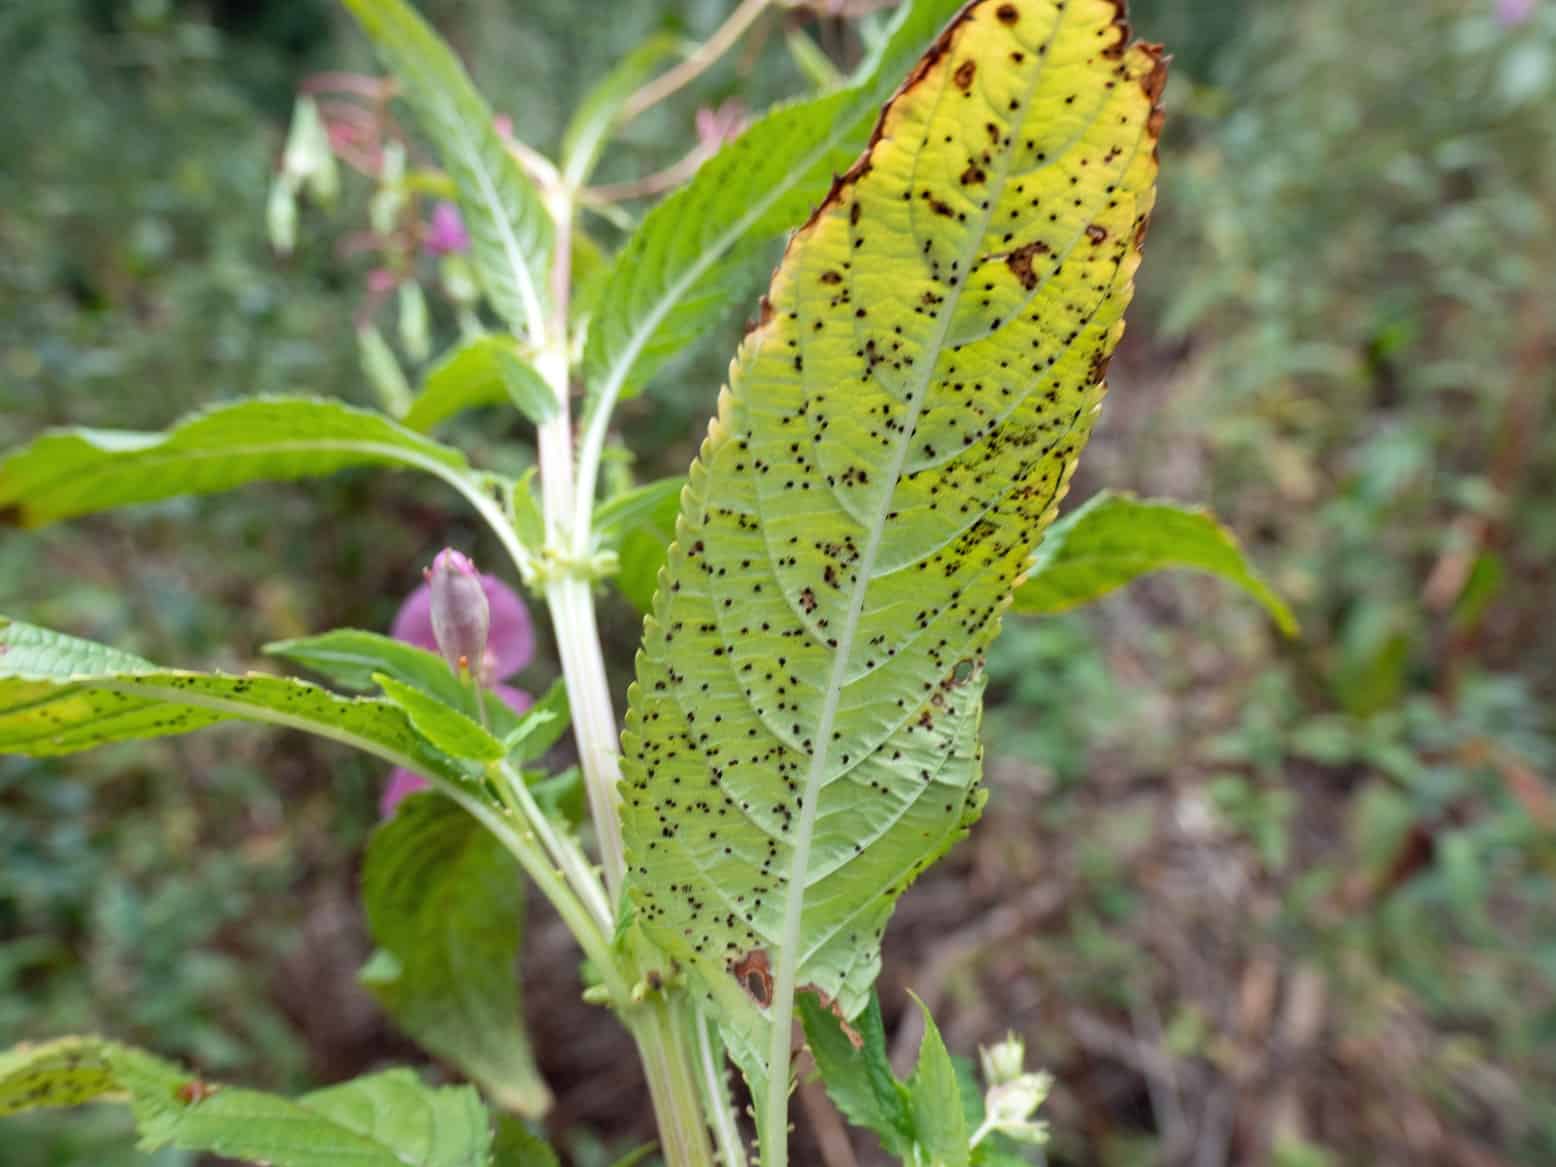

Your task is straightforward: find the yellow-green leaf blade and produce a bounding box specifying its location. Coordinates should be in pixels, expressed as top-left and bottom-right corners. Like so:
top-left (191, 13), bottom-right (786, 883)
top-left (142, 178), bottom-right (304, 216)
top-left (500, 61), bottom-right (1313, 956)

top-left (619, 0), bottom-right (1166, 1134)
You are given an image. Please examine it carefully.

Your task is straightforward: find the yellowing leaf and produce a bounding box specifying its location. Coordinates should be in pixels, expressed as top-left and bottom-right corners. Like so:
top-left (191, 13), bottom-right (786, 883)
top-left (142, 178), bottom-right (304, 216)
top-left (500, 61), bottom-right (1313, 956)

top-left (618, 0), bottom-right (1166, 1145)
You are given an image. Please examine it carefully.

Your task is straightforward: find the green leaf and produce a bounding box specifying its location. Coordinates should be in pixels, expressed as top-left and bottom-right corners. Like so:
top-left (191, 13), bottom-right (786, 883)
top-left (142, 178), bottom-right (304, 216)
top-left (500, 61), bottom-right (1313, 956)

top-left (799, 993), bottom-right (913, 1157)
top-left (265, 628), bottom-right (535, 740)
top-left (561, 34), bottom-right (682, 188)
top-left (502, 678), bottom-right (571, 764)
top-left (362, 795), bottom-right (551, 1118)
top-left (0, 1038), bottom-right (490, 1167)
top-left (618, 0), bottom-right (1165, 1140)
top-left (907, 1003), bottom-right (969, 1167)
top-left (0, 618), bottom-right (464, 788)
top-left (593, 476), bottom-right (685, 546)
top-left (404, 334), bottom-right (558, 433)
top-left (579, 0), bottom-right (968, 425)
top-left (0, 397), bottom-right (474, 529)
top-left (1010, 491), bottom-right (1297, 635)
top-left (375, 672), bottom-right (505, 761)
top-left (491, 1116), bottom-right (561, 1167)
top-left (602, 479), bottom-right (683, 614)
top-left (341, 0), bottom-right (552, 339)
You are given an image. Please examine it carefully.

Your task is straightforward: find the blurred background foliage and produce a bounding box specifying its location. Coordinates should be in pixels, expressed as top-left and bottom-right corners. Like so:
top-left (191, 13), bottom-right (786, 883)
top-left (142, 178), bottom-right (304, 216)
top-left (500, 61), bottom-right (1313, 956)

top-left (1, 0), bottom-right (1553, 1164)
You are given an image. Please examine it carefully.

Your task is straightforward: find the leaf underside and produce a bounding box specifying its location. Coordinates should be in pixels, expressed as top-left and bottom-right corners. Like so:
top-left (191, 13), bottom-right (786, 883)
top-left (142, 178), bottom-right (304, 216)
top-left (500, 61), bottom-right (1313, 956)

top-left (621, 0), bottom-right (1165, 1067)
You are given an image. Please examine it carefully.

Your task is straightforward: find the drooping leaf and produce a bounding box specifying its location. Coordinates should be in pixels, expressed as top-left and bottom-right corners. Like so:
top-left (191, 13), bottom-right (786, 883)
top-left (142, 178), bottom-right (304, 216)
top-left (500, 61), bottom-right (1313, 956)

top-left (361, 794), bottom-right (551, 1118)
top-left (0, 618), bottom-right (466, 788)
top-left (0, 1038), bottom-right (490, 1167)
top-left (561, 34), bottom-right (682, 188)
top-left (799, 992), bottom-right (913, 1158)
top-left (578, 0), bottom-right (967, 426)
top-left (1011, 490), bottom-right (1297, 634)
top-left (906, 1002), bottom-right (969, 1167)
top-left (0, 397), bottom-right (473, 529)
top-left (341, 0), bottom-right (552, 339)
top-left (618, 0), bottom-right (1165, 1142)
top-left (265, 628), bottom-right (538, 741)
top-left (403, 334), bottom-right (558, 433)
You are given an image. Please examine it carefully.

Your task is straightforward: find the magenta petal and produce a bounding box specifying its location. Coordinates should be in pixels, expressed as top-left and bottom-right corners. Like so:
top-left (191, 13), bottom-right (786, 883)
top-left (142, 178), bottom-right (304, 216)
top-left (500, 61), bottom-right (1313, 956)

top-left (482, 576), bottom-right (534, 678)
top-left (380, 768), bottom-right (429, 817)
top-left (391, 579), bottom-right (438, 654)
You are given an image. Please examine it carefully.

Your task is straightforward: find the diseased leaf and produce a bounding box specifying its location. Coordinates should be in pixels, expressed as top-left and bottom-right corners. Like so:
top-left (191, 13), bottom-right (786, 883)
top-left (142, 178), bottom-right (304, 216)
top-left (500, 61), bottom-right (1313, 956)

top-left (618, 0), bottom-right (1165, 1138)
top-left (341, 0), bottom-right (552, 338)
top-left (1011, 490), bottom-right (1297, 634)
top-left (799, 992), bottom-right (913, 1157)
top-left (0, 618), bottom-right (467, 789)
top-left (403, 334), bottom-right (557, 433)
top-left (0, 1038), bottom-right (489, 1167)
top-left (0, 397), bottom-right (473, 529)
top-left (362, 795), bottom-right (551, 1118)
top-left (578, 0), bottom-right (967, 428)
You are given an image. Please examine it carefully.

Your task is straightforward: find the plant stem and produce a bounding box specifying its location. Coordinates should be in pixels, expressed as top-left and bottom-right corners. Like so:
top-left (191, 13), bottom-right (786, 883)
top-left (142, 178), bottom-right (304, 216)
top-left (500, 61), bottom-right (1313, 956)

top-left (623, 0), bottom-right (776, 122)
top-left (519, 174), bottom-right (724, 1167)
top-left (697, 1014), bottom-right (748, 1167)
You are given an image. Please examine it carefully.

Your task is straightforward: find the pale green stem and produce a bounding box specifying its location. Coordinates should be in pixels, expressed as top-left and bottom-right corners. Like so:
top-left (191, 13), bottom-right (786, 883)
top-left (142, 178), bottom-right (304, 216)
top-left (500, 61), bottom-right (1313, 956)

top-left (495, 758), bottom-right (613, 931)
top-left (697, 1014), bottom-right (748, 1167)
top-left (519, 174), bottom-right (719, 1167)
top-left (622, 0), bottom-right (776, 122)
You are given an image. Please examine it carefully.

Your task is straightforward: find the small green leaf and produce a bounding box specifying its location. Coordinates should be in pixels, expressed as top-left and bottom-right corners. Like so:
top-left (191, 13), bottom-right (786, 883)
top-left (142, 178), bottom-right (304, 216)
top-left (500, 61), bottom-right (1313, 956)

top-left (362, 795), bottom-right (551, 1118)
top-left (0, 397), bottom-right (474, 529)
top-left (593, 476), bottom-right (684, 546)
top-left (1011, 491), bottom-right (1297, 635)
top-left (907, 1002), bottom-right (969, 1167)
top-left (561, 35), bottom-right (682, 188)
top-left (799, 993), bottom-right (913, 1157)
top-left (491, 1116), bottom-right (562, 1167)
top-left (358, 323), bottom-right (415, 416)
top-left (0, 1038), bottom-right (490, 1167)
top-left (341, 0), bottom-right (552, 338)
top-left (609, 480), bottom-right (682, 614)
top-left (404, 334), bottom-right (558, 433)
top-left (265, 628), bottom-right (534, 740)
top-left (0, 618), bottom-right (463, 787)
top-left (502, 678), bottom-right (571, 764)
top-left (375, 672), bottom-right (505, 761)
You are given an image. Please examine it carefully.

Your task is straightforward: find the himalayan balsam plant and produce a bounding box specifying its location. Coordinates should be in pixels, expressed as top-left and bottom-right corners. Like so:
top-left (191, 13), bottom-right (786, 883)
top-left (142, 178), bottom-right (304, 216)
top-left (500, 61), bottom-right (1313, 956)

top-left (0, 1), bottom-right (1294, 1164)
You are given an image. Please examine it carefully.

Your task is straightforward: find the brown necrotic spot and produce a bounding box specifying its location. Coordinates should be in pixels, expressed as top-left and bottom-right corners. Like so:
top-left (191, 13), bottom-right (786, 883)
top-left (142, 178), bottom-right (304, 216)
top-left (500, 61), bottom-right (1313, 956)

top-left (820, 270), bottom-right (843, 285)
top-left (960, 163), bottom-right (987, 186)
top-left (732, 950), bottom-right (773, 1008)
top-left (1086, 224), bottom-right (1110, 244)
top-left (1005, 240), bottom-right (1051, 290)
top-left (995, 3), bottom-right (1019, 24)
top-left (953, 59), bottom-right (977, 91)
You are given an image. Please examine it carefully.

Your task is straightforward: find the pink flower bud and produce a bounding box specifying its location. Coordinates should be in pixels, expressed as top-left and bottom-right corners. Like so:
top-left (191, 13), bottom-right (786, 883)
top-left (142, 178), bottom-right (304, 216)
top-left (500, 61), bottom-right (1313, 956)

top-left (423, 201), bottom-right (470, 256)
top-left (427, 548), bottom-right (489, 676)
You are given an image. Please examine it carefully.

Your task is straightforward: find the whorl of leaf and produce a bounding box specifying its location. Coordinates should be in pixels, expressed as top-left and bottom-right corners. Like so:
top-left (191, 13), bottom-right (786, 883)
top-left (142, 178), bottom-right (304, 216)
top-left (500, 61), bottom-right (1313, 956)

top-left (620, 0), bottom-right (1166, 1060)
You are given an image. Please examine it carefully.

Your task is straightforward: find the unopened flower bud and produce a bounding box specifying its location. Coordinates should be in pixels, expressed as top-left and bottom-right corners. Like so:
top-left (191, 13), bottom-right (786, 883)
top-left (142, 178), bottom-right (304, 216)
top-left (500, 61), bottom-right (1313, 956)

top-left (427, 549), bottom-right (489, 677)
top-left (980, 1033), bottom-right (1027, 1086)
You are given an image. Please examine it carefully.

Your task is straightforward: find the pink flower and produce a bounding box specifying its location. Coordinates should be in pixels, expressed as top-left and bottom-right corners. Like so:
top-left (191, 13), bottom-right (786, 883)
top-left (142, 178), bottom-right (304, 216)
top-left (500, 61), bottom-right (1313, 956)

top-left (381, 555), bottom-right (535, 816)
top-left (423, 201), bottom-right (470, 256)
top-left (1497, 0), bottom-right (1536, 24)
top-left (694, 100), bottom-right (748, 152)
